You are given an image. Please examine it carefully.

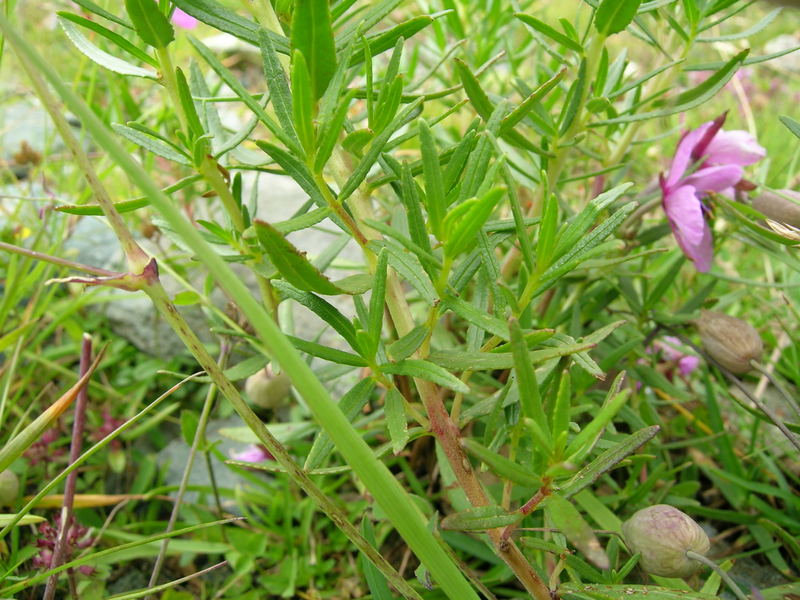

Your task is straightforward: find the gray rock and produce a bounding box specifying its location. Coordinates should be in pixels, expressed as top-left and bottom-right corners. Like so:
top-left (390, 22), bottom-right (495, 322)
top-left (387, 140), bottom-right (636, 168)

top-left (156, 416), bottom-right (270, 513)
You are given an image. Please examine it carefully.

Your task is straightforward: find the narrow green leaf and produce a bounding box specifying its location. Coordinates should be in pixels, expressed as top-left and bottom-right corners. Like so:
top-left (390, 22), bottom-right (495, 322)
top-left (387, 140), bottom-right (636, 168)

top-left (462, 438), bottom-right (541, 487)
top-left (445, 187), bottom-right (505, 257)
top-left (0, 514), bottom-right (46, 527)
top-left (175, 68), bottom-right (204, 139)
top-left (399, 162), bottom-right (434, 259)
top-left (559, 583), bottom-right (720, 600)
top-left (189, 36), bottom-right (300, 154)
top-left (441, 505), bottom-right (521, 531)
top-left (291, 50), bottom-right (315, 153)
top-left (125, 0), bottom-right (174, 48)
top-left (367, 249), bottom-right (389, 357)
top-left (291, 0), bottom-right (337, 100)
top-left (419, 120), bottom-right (446, 239)
top-left (305, 379), bottom-right (376, 470)
top-left (500, 68), bottom-right (566, 136)
top-left (454, 58), bottom-right (494, 119)
top-left (560, 426), bottom-right (661, 498)
top-left (595, 50), bottom-right (748, 126)
top-left (59, 17), bottom-right (157, 79)
top-left (372, 240), bottom-right (437, 305)
top-left (595, 0), bottom-right (643, 36)
top-left (338, 97), bottom-right (424, 202)
top-left (256, 141), bottom-right (327, 209)
top-left (112, 124), bottom-right (191, 165)
top-left (559, 59), bottom-right (586, 136)
top-left (347, 16), bottom-right (433, 68)
top-left (315, 88), bottom-right (358, 173)
top-left (360, 519), bottom-right (396, 600)
top-left (546, 494), bottom-right (610, 569)
top-left (57, 12), bottom-right (158, 66)
top-left (509, 318), bottom-right (550, 440)
top-left (781, 115), bottom-right (800, 140)
top-left (429, 341), bottom-right (595, 371)
top-left (342, 128), bottom-right (375, 156)
top-left (71, 0), bottom-right (133, 29)
top-left (565, 372), bottom-right (630, 461)
top-left (172, 0), bottom-right (290, 54)
top-left (384, 388), bottom-right (409, 455)
top-left (515, 14), bottom-right (584, 53)
top-left (254, 220), bottom-right (351, 295)
top-left (444, 295), bottom-right (510, 340)
top-left (381, 360), bottom-right (470, 394)
top-left (259, 29), bottom-right (298, 145)
top-left (387, 326), bottom-right (428, 362)
top-left (287, 335), bottom-right (368, 366)
top-left (272, 281), bottom-right (360, 350)
top-left (537, 192), bottom-right (559, 270)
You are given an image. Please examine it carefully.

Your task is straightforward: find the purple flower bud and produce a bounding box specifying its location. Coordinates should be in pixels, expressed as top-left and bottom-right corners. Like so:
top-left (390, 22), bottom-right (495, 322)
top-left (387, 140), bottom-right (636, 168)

top-left (622, 505), bottom-right (710, 578)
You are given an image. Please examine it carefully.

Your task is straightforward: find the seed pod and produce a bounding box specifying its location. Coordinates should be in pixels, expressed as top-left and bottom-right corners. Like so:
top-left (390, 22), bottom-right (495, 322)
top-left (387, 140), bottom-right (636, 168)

top-left (752, 190), bottom-right (800, 228)
top-left (622, 504), bottom-right (710, 578)
top-left (244, 366), bottom-right (292, 410)
top-left (697, 310), bottom-right (763, 374)
top-left (0, 470), bottom-right (20, 506)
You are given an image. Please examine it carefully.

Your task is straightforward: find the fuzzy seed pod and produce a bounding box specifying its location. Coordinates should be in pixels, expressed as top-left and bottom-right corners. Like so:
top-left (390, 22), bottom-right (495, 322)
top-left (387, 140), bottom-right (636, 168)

top-left (244, 366), bottom-right (291, 410)
top-left (0, 470), bottom-right (20, 506)
top-left (697, 310), bottom-right (763, 374)
top-left (622, 504), bottom-right (710, 578)
top-left (752, 190), bottom-right (800, 228)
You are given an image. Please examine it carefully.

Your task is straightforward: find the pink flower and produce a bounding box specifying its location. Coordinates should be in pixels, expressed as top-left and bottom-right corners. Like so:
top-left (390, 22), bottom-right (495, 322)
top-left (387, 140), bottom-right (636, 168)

top-left (230, 444), bottom-right (273, 464)
top-left (649, 336), bottom-right (700, 378)
top-left (661, 113), bottom-right (765, 272)
top-left (171, 8), bottom-right (198, 29)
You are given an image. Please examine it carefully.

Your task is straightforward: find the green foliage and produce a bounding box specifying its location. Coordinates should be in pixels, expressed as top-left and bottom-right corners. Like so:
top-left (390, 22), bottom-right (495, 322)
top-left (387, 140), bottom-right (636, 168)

top-left (1, 0), bottom-right (799, 598)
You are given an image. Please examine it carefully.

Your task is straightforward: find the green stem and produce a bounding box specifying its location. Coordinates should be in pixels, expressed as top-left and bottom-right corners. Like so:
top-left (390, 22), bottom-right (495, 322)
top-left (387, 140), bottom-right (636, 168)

top-left (685, 551), bottom-right (749, 600)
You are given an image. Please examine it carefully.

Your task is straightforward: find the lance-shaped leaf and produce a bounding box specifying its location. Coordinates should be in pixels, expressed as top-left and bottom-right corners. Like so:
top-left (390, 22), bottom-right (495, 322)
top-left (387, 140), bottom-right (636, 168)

top-left (381, 360), bottom-right (470, 394)
top-left (444, 187), bottom-right (505, 258)
top-left (291, 0), bottom-right (337, 100)
top-left (558, 583), bottom-right (721, 600)
top-left (0, 514), bottom-right (46, 527)
top-left (59, 17), bottom-right (157, 79)
top-left (172, 0), bottom-right (289, 53)
top-left (441, 505), bottom-right (521, 531)
top-left (594, 0), bottom-right (643, 36)
top-left (255, 220), bottom-right (368, 295)
top-left (546, 493), bottom-right (610, 569)
top-left (594, 50), bottom-right (748, 125)
top-left (0, 348), bottom-right (105, 473)
top-left (510, 318), bottom-right (550, 443)
top-left (57, 12), bottom-right (158, 67)
top-left (560, 426), bottom-right (661, 498)
top-left (384, 387), bottom-right (409, 455)
top-left (125, 0), bottom-right (174, 48)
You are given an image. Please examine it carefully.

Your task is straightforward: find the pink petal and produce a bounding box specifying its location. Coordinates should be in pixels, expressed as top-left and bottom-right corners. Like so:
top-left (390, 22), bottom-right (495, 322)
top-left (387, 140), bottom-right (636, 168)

top-left (663, 185), bottom-right (714, 271)
top-left (705, 130), bottom-right (765, 167)
top-left (171, 8), bottom-right (198, 29)
top-left (666, 122), bottom-right (712, 187)
top-left (664, 185), bottom-right (706, 247)
top-left (230, 445), bottom-right (272, 463)
top-left (682, 164), bottom-right (743, 194)
top-left (678, 355), bottom-right (700, 376)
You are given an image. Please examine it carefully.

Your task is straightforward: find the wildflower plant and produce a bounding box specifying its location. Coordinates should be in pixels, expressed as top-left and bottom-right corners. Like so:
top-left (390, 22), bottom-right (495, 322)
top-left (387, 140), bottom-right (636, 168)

top-left (0, 0), bottom-right (799, 599)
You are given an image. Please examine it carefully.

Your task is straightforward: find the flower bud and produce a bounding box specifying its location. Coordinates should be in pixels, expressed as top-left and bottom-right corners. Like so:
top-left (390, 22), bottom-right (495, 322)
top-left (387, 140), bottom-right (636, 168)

top-left (697, 310), bottom-right (763, 374)
top-left (752, 190), bottom-right (800, 228)
top-left (0, 470), bottom-right (20, 506)
top-left (244, 366), bottom-right (291, 410)
top-left (622, 504), bottom-right (710, 578)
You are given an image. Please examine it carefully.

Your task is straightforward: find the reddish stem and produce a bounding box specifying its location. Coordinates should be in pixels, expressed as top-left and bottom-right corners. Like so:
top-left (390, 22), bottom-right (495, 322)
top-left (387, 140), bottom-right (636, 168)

top-left (43, 334), bottom-right (92, 600)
